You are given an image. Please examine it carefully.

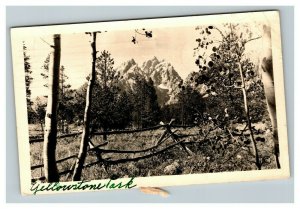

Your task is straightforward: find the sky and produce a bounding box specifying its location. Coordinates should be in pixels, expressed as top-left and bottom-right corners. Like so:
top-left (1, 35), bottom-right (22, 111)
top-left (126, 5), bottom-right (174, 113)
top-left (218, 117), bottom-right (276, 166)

top-left (24, 24), bottom-right (263, 99)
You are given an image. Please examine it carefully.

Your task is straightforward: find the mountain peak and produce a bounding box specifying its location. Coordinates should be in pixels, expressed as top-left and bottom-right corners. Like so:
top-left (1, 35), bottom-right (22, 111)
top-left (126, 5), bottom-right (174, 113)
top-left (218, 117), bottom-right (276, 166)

top-left (128, 58), bottom-right (136, 65)
top-left (151, 56), bottom-right (159, 61)
top-left (119, 58), bottom-right (138, 75)
top-left (117, 57), bottom-right (182, 106)
top-left (142, 57), bottom-right (160, 75)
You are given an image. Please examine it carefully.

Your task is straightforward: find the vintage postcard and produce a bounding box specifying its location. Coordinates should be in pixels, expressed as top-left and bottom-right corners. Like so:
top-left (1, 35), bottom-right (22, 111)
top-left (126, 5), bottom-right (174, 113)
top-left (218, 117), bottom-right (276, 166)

top-left (11, 11), bottom-right (290, 195)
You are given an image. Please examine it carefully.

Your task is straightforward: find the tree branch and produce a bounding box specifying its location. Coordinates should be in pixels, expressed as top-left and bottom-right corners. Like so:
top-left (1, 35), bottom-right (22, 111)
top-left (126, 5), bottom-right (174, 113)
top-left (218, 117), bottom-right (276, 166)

top-left (135, 29), bottom-right (146, 36)
top-left (245, 36), bottom-right (262, 44)
top-left (213, 27), bottom-right (226, 39)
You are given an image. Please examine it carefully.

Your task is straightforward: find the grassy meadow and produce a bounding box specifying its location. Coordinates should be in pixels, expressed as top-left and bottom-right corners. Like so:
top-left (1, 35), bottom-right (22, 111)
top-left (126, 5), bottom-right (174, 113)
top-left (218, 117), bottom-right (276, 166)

top-left (29, 122), bottom-right (277, 182)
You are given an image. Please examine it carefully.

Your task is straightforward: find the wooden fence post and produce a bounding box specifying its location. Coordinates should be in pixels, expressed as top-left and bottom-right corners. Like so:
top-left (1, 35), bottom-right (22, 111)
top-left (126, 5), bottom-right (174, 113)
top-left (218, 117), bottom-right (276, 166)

top-left (155, 129), bottom-right (169, 146)
top-left (88, 140), bottom-right (109, 174)
top-left (103, 132), bottom-right (107, 142)
top-left (167, 119), bottom-right (194, 156)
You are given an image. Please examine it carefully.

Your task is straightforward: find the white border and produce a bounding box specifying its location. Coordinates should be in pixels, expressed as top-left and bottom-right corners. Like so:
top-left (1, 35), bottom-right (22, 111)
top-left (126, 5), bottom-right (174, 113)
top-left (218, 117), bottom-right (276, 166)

top-left (3, 2), bottom-right (297, 208)
top-left (10, 11), bottom-right (290, 196)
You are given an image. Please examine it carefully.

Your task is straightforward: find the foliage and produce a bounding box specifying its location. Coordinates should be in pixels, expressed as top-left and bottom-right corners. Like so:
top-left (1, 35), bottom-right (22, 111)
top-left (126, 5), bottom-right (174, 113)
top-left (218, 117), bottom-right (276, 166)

top-left (178, 85), bottom-right (206, 125)
top-left (192, 23), bottom-right (271, 169)
top-left (40, 53), bottom-right (51, 88)
top-left (40, 57), bottom-right (74, 127)
top-left (32, 96), bottom-right (47, 132)
top-left (23, 42), bottom-right (33, 106)
top-left (161, 83), bottom-right (206, 126)
top-left (23, 42), bottom-right (35, 123)
top-left (72, 51), bottom-right (162, 130)
top-left (91, 83), bottom-right (133, 131)
top-left (131, 28), bottom-right (153, 44)
top-left (92, 51), bottom-right (132, 130)
top-left (57, 66), bottom-right (74, 125)
top-left (192, 23), bottom-right (267, 123)
top-left (130, 75), bottom-right (161, 128)
top-left (29, 124), bottom-right (277, 182)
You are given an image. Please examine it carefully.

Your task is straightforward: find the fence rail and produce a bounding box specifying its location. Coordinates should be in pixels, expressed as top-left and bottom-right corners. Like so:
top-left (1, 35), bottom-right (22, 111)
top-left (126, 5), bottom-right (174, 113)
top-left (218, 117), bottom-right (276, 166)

top-left (29, 124), bottom-right (197, 144)
top-left (30, 121), bottom-right (208, 182)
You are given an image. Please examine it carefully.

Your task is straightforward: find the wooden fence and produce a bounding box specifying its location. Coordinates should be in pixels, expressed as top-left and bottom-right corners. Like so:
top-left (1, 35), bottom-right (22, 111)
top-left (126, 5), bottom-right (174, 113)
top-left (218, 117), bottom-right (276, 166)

top-left (30, 120), bottom-right (211, 182)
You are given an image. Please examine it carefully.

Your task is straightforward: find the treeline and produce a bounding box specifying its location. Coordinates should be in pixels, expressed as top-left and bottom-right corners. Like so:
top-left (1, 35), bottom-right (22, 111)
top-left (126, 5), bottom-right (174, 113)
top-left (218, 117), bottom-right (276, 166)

top-left (60, 50), bottom-right (206, 131)
top-left (26, 49), bottom-right (268, 133)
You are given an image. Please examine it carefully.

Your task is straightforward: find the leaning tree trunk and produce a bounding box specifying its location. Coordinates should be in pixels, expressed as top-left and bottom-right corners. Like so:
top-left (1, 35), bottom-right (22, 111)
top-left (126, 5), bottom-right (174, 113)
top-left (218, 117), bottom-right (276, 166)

top-left (43, 34), bottom-right (61, 182)
top-left (72, 32), bottom-right (97, 181)
top-left (238, 62), bottom-right (261, 170)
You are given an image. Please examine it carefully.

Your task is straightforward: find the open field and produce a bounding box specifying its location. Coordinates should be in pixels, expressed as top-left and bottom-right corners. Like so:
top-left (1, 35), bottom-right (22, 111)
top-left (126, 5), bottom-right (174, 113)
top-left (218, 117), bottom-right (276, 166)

top-left (29, 122), bottom-right (277, 182)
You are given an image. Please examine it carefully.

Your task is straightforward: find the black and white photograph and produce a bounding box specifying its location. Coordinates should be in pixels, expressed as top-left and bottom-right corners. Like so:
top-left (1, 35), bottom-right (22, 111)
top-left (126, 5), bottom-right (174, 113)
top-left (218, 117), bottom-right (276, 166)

top-left (10, 10), bottom-right (290, 195)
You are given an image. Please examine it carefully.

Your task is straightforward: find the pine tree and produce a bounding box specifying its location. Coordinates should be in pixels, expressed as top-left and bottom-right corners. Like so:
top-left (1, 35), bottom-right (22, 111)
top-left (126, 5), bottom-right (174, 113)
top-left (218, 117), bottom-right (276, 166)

top-left (95, 50), bottom-right (119, 89)
top-left (41, 60), bottom-right (73, 132)
top-left (23, 42), bottom-right (35, 123)
top-left (34, 96), bottom-right (47, 132)
top-left (91, 50), bottom-right (132, 131)
top-left (41, 53), bottom-right (50, 88)
top-left (57, 65), bottom-right (73, 133)
top-left (176, 85), bottom-right (205, 125)
top-left (23, 42), bottom-right (33, 106)
top-left (143, 78), bottom-right (160, 127)
top-left (131, 76), bottom-right (161, 128)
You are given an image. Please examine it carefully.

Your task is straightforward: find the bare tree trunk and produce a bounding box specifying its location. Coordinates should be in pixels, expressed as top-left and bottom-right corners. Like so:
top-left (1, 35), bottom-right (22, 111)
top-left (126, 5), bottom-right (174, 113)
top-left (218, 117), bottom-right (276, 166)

top-left (72, 32), bottom-right (97, 181)
top-left (238, 63), bottom-right (261, 170)
top-left (43, 34), bottom-right (61, 182)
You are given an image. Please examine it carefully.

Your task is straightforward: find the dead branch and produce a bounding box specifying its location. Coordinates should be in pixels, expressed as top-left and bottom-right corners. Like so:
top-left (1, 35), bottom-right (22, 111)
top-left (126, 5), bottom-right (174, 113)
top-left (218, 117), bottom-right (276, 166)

top-left (244, 36), bottom-right (262, 44)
